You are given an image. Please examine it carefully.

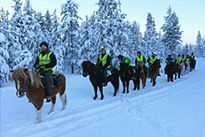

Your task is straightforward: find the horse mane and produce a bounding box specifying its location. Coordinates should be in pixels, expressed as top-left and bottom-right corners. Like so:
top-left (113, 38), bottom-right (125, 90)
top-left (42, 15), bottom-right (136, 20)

top-left (11, 68), bottom-right (41, 88)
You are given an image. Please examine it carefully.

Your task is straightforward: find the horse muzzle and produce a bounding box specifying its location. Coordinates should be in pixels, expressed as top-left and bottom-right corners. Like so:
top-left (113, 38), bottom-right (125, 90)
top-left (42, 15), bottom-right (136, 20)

top-left (83, 72), bottom-right (88, 77)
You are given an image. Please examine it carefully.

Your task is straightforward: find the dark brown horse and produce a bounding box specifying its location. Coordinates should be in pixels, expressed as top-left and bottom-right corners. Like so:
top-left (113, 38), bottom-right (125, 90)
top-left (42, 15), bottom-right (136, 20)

top-left (150, 59), bottom-right (161, 86)
top-left (10, 68), bottom-right (67, 123)
top-left (136, 61), bottom-right (146, 89)
top-left (119, 63), bottom-right (140, 93)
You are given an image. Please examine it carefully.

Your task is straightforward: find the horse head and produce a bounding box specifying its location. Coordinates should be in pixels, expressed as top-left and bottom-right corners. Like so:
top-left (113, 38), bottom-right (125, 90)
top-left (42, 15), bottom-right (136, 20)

top-left (10, 68), bottom-right (30, 98)
top-left (82, 61), bottom-right (92, 77)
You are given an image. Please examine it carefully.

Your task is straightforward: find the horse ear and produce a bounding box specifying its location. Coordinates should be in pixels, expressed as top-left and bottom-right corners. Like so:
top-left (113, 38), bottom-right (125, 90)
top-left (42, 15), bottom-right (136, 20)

top-left (24, 68), bottom-right (28, 72)
top-left (10, 70), bottom-right (14, 73)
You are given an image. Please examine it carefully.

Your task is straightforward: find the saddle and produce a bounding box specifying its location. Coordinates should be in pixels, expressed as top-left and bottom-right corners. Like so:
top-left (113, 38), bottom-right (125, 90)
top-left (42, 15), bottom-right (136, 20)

top-left (40, 74), bottom-right (63, 88)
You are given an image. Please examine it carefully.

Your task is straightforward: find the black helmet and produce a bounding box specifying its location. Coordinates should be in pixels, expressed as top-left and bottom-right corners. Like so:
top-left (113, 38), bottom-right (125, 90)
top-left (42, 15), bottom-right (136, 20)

top-left (40, 41), bottom-right (49, 48)
top-left (118, 55), bottom-right (124, 59)
top-left (137, 51), bottom-right (141, 54)
top-left (178, 54), bottom-right (181, 57)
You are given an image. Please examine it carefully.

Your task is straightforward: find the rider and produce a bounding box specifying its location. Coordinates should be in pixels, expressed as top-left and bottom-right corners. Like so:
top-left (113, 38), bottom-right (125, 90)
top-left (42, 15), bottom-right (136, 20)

top-left (118, 55), bottom-right (135, 79)
top-left (147, 52), bottom-right (160, 76)
top-left (165, 54), bottom-right (174, 65)
top-left (185, 55), bottom-right (190, 63)
top-left (97, 48), bottom-right (111, 86)
top-left (176, 54), bottom-right (182, 65)
top-left (190, 52), bottom-right (195, 59)
top-left (181, 54), bottom-right (186, 63)
top-left (135, 51), bottom-right (146, 65)
top-left (176, 54), bottom-right (183, 71)
top-left (164, 54), bottom-right (174, 74)
top-left (34, 41), bottom-right (57, 102)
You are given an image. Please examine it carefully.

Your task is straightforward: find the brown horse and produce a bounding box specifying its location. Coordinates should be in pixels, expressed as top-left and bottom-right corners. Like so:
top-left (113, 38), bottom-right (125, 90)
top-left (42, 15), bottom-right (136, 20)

top-left (10, 68), bottom-right (67, 123)
top-left (136, 61), bottom-right (146, 89)
top-left (150, 59), bottom-right (161, 86)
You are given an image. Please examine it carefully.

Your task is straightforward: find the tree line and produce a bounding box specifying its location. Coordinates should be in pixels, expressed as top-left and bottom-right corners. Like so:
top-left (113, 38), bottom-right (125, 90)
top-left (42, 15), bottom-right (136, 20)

top-left (0, 0), bottom-right (205, 85)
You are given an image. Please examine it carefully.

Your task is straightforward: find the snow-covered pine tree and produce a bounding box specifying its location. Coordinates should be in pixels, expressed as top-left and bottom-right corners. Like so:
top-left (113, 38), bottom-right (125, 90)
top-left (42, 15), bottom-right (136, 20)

top-left (60, 0), bottom-right (81, 73)
top-left (196, 31), bottom-right (204, 57)
top-left (9, 0), bottom-right (24, 69)
top-left (162, 6), bottom-right (183, 58)
top-left (94, 0), bottom-right (126, 66)
top-left (0, 32), bottom-right (10, 86)
top-left (23, 0), bottom-right (44, 68)
top-left (51, 10), bottom-right (64, 73)
top-left (144, 13), bottom-right (158, 57)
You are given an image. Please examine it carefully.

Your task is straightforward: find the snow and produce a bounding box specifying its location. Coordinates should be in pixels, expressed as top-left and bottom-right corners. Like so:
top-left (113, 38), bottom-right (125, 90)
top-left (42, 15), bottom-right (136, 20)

top-left (1, 58), bottom-right (205, 137)
top-left (0, 33), bottom-right (5, 42)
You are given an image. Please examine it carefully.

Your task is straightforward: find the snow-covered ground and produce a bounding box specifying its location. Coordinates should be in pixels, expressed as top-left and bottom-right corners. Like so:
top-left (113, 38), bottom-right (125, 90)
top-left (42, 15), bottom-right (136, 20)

top-left (1, 58), bottom-right (205, 137)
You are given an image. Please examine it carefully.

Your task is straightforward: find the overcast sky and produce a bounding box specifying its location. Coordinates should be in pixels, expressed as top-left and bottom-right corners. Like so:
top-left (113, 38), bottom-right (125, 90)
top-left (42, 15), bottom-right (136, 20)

top-left (1, 0), bottom-right (205, 44)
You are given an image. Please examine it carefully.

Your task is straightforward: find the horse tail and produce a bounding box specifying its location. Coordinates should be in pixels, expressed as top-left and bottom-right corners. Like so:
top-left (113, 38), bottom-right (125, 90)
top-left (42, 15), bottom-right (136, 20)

top-left (58, 73), bottom-right (66, 96)
top-left (114, 68), bottom-right (119, 92)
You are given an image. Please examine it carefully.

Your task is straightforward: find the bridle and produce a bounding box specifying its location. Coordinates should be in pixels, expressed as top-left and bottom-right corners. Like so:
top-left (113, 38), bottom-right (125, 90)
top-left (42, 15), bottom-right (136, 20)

top-left (16, 81), bottom-right (29, 98)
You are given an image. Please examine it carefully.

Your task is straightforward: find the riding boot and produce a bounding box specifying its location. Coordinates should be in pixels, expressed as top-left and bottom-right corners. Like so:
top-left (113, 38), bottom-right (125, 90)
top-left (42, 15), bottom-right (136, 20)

top-left (102, 69), bottom-right (107, 86)
top-left (44, 70), bottom-right (53, 102)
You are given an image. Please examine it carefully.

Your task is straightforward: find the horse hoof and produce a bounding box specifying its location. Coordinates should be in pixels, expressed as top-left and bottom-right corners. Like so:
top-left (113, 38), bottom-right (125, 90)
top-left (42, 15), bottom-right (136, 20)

top-left (122, 91), bottom-right (125, 94)
top-left (100, 96), bottom-right (104, 100)
top-left (93, 96), bottom-right (97, 100)
top-left (113, 93), bottom-right (117, 96)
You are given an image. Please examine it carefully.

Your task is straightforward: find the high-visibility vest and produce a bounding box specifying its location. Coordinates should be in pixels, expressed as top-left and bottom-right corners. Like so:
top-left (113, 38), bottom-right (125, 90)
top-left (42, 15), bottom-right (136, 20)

top-left (99, 54), bottom-right (110, 68)
top-left (123, 56), bottom-right (132, 66)
top-left (136, 55), bottom-right (144, 62)
top-left (149, 56), bottom-right (157, 64)
top-left (38, 52), bottom-right (54, 71)
top-left (191, 55), bottom-right (195, 59)
top-left (186, 58), bottom-right (190, 61)
top-left (176, 57), bottom-right (182, 65)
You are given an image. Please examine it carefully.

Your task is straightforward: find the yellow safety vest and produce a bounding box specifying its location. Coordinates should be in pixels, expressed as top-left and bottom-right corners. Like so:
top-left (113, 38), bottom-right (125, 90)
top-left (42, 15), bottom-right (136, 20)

top-left (149, 56), bottom-right (157, 64)
top-left (38, 52), bottom-right (54, 71)
top-left (99, 54), bottom-right (110, 68)
top-left (136, 55), bottom-right (144, 62)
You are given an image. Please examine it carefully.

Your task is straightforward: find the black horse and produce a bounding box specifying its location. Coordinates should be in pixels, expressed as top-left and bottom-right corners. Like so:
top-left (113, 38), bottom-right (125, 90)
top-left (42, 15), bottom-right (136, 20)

top-left (173, 61), bottom-right (181, 79)
top-left (119, 63), bottom-right (140, 93)
top-left (165, 62), bottom-right (176, 82)
top-left (190, 58), bottom-right (196, 72)
top-left (82, 61), bottom-right (119, 100)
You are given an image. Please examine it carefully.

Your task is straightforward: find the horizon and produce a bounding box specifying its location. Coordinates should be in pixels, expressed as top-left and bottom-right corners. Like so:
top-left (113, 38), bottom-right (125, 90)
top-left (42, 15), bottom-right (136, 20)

top-left (1, 0), bottom-right (205, 45)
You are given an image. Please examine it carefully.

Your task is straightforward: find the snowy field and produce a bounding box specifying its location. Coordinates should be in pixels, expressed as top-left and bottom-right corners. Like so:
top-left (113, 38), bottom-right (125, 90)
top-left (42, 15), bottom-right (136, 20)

top-left (1, 58), bottom-right (205, 137)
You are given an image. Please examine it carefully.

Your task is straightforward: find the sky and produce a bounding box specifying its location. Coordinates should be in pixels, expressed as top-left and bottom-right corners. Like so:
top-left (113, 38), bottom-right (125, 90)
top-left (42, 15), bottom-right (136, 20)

top-left (1, 0), bottom-right (205, 44)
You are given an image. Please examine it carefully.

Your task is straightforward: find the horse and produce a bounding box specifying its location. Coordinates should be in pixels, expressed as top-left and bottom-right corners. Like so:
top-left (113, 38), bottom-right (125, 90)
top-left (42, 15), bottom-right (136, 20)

top-left (190, 58), bottom-right (196, 72)
top-left (136, 61), bottom-right (146, 89)
top-left (150, 59), bottom-right (161, 86)
top-left (82, 61), bottom-right (119, 100)
top-left (10, 68), bottom-right (67, 123)
top-left (165, 62), bottom-right (176, 82)
top-left (119, 63), bottom-right (140, 93)
top-left (173, 62), bottom-right (181, 79)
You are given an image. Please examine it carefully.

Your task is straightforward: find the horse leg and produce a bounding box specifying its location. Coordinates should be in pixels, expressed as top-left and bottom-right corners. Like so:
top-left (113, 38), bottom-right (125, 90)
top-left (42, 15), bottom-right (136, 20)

top-left (167, 74), bottom-right (169, 82)
top-left (99, 86), bottom-right (104, 100)
top-left (175, 73), bottom-right (177, 80)
top-left (35, 101), bottom-right (43, 123)
top-left (142, 77), bottom-right (146, 88)
top-left (93, 86), bottom-right (98, 100)
top-left (127, 80), bottom-right (129, 93)
top-left (133, 79), bottom-right (136, 90)
top-left (48, 96), bottom-right (56, 114)
top-left (171, 74), bottom-right (174, 82)
top-left (122, 81), bottom-right (126, 94)
top-left (137, 78), bottom-right (140, 90)
top-left (153, 78), bottom-right (156, 86)
top-left (60, 93), bottom-right (67, 110)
